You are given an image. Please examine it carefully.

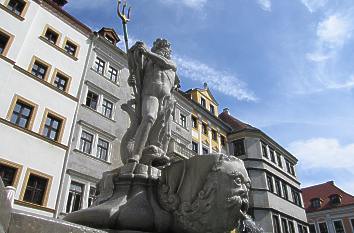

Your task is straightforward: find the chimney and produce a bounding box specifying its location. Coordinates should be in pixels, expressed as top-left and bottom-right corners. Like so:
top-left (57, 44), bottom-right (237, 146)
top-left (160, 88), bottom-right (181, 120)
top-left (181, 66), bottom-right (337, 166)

top-left (223, 108), bottom-right (230, 115)
top-left (203, 82), bottom-right (208, 89)
top-left (52, 0), bottom-right (68, 7)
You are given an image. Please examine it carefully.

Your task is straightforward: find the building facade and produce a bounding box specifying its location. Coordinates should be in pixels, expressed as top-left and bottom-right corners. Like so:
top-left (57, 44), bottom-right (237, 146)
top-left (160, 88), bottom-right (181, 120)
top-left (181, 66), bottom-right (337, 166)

top-left (0, 0), bottom-right (91, 216)
top-left (56, 28), bottom-right (130, 217)
top-left (219, 110), bottom-right (308, 233)
top-left (302, 181), bottom-right (354, 233)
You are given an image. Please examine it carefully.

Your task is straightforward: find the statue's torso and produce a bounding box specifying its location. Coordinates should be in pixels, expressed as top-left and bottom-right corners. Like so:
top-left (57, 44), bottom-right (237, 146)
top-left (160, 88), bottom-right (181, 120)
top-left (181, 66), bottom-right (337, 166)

top-left (142, 59), bottom-right (175, 98)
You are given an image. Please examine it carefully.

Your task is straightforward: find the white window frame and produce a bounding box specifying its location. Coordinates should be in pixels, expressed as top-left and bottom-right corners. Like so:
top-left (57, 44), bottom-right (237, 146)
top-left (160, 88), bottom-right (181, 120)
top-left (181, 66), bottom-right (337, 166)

top-left (317, 222), bottom-right (329, 233)
top-left (76, 126), bottom-right (112, 163)
top-left (83, 85), bottom-right (117, 121)
top-left (332, 219), bottom-right (346, 233)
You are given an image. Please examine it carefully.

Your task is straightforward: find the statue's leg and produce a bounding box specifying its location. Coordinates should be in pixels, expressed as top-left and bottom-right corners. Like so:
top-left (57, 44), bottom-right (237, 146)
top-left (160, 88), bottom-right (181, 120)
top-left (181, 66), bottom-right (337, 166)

top-left (130, 95), bottom-right (159, 163)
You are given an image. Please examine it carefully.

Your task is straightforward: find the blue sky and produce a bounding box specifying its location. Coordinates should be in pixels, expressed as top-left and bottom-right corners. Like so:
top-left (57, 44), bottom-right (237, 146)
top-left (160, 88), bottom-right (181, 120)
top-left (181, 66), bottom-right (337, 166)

top-left (64, 0), bottom-right (354, 194)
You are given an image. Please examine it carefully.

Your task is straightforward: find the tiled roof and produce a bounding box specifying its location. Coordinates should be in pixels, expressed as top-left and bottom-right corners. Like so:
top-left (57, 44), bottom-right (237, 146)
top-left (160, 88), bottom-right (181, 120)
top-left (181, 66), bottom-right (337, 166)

top-left (301, 181), bottom-right (354, 213)
top-left (218, 111), bottom-right (257, 132)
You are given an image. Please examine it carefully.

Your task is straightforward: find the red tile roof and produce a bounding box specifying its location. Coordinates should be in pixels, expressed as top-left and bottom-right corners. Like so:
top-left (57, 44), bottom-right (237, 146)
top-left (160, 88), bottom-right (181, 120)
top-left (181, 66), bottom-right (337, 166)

top-left (218, 111), bottom-right (256, 132)
top-left (301, 181), bottom-right (354, 213)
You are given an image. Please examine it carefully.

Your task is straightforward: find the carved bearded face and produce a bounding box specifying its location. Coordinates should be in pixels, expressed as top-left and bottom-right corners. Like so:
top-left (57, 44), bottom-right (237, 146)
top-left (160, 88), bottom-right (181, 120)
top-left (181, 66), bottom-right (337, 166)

top-left (216, 157), bottom-right (251, 229)
top-left (152, 38), bottom-right (172, 59)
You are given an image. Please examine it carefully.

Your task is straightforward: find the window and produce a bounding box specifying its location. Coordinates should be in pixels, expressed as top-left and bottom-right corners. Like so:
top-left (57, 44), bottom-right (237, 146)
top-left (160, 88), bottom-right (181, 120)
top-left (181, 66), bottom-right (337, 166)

top-left (85, 91), bottom-right (99, 110)
top-left (94, 57), bottom-right (105, 74)
top-left (102, 99), bottom-right (113, 118)
top-left (202, 147), bottom-right (208, 155)
top-left (311, 198), bottom-right (321, 208)
top-left (66, 181), bottom-right (83, 213)
top-left (292, 188), bottom-right (302, 207)
top-left (277, 154), bottom-right (283, 167)
top-left (53, 72), bottom-right (69, 91)
top-left (10, 100), bottom-right (34, 129)
top-left (88, 186), bottom-right (96, 207)
top-left (330, 194), bottom-right (341, 205)
top-left (350, 219), bottom-right (354, 233)
top-left (192, 141), bottom-right (198, 153)
top-left (318, 223), bottom-right (328, 233)
top-left (31, 59), bottom-right (49, 80)
top-left (64, 40), bottom-right (78, 57)
top-left (309, 224), bottom-right (316, 233)
top-left (288, 221), bottom-right (295, 233)
top-left (233, 139), bottom-right (245, 156)
top-left (267, 175), bottom-right (273, 192)
top-left (23, 173), bottom-right (49, 205)
top-left (108, 66), bottom-right (118, 82)
top-left (42, 113), bottom-right (63, 141)
top-left (210, 104), bottom-right (215, 114)
top-left (0, 30), bottom-right (12, 56)
top-left (44, 28), bottom-right (59, 44)
top-left (273, 215), bottom-right (281, 233)
top-left (6, 0), bottom-right (26, 16)
top-left (220, 135), bottom-right (226, 146)
top-left (180, 114), bottom-right (186, 128)
top-left (274, 178), bottom-right (282, 196)
top-left (211, 129), bottom-right (217, 141)
top-left (97, 138), bottom-right (109, 161)
top-left (281, 218), bottom-right (289, 233)
top-left (200, 97), bottom-right (206, 108)
top-left (262, 143), bottom-right (268, 158)
top-left (286, 160), bottom-right (296, 176)
top-left (0, 164), bottom-right (17, 187)
top-left (202, 123), bottom-right (208, 135)
top-left (282, 182), bottom-right (288, 200)
top-left (269, 147), bottom-right (275, 163)
top-left (191, 116), bottom-right (197, 128)
top-left (298, 224), bottom-right (304, 233)
top-left (79, 131), bottom-right (93, 154)
top-left (333, 220), bottom-right (344, 233)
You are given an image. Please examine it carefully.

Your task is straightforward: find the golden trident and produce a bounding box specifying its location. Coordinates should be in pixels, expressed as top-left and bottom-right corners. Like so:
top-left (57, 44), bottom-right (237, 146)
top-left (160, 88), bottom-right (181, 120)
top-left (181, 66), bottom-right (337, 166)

top-left (117, 0), bottom-right (131, 53)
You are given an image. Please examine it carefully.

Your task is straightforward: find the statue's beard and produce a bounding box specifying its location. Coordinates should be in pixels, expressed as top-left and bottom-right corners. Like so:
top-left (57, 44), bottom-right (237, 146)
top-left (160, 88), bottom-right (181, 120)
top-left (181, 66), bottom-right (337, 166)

top-left (225, 194), bottom-right (249, 220)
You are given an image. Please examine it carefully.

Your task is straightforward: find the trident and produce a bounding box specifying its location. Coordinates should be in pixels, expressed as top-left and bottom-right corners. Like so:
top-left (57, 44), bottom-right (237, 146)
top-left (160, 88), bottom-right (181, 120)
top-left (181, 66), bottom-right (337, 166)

top-left (117, 0), bottom-right (131, 53)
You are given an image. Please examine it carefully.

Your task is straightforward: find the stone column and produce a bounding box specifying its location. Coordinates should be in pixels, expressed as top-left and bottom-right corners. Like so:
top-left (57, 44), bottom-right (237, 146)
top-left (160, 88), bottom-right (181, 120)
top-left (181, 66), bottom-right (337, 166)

top-left (198, 120), bottom-right (203, 155)
top-left (208, 125), bottom-right (212, 153)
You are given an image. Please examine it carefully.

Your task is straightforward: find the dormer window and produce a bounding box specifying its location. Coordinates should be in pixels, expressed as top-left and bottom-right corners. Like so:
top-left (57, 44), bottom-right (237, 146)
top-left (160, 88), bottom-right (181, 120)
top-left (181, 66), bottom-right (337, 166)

top-left (329, 194), bottom-right (341, 205)
top-left (105, 35), bottom-right (115, 45)
top-left (200, 97), bottom-right (206, 108)
top-left (310, 198), bottom-right (321, 208)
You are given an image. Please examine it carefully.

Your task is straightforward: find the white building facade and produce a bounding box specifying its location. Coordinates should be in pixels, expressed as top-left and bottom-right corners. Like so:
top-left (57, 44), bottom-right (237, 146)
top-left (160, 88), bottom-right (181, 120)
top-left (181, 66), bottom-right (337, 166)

top-left (0, 0), bottom-right (90, 216)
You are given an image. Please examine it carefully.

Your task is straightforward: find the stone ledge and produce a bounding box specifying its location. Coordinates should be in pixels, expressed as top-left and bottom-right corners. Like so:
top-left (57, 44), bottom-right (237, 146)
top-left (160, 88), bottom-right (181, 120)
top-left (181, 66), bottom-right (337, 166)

top-left (8, 212), bottom-right (124, 233)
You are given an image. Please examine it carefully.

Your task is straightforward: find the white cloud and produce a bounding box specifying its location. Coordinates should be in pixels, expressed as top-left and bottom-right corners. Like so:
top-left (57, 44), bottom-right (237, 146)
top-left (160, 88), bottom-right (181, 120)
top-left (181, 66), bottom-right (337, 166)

top-left (301, 0), bottom-right (327, 13)
top-left (325, 76), bottom-right (354, 90)
top-left (162, 0), bottom-right (207, 10)
top-left (317, 15), bottom-right (352, 47)
top-left (288, 138), bottom-right (354, 171)
top-left (257, 0), bottom-right (271, 12)
top-left (174, 55), bottom-right (257, 102)
top-left (306, 52), bottom-right (331, 62)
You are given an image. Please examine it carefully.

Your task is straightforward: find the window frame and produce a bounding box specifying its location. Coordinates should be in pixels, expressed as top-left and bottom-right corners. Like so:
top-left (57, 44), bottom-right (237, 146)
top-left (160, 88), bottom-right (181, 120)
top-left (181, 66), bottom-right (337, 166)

top-left (309, 224), bottom-right (317, 233)
top-left (0, 27), bottom-right (14, 57)
top-left (267, 174), bottom-right (274, 193)
top-left (209, 104), bottom-right (215, 114)
top-left (107, 65), bottom-right (118, 83)
top-left (65, 180), bottom-right (84, 213)
top-left (96, 138), bottom-right (109, 161)
top-left (192, 141), bottom-right (198, 154)
top-left (220, 135), bottom-right (226, 146)
top-left (318, 222), bottom-right (329, 233)
top-left (41, 24), bottom-right (61, 46)
top-left (93, 56), bottom-right (106, 75)
top-left (50, 68), bottom-right (72, 93)
top-left (79, 130), bottom-right (94, 155)
top-left (261, 142), bottom-right (268, 158)
top-left (0, 158), bottom-right (23, 188)
top-left (200, 97), bottom-right (206, 108)
top-left (39, 108), bottom-right (66, 143)
top-left (332, 220), bottom-right (346, 233)
top-left (191, 115), bottom-right (198, 129)
top-left (4, 0), bottom-right (30, 18)
top-left (102, 98), bottom-right (114, 119)
top-left (202, 122), bottom-right (208, 135)
top-left (272, 215), bottom-right (281, 233)
top-left (28, 56), bottom-right (52, 81)
top-left (202, 147), bottom-right (209, 155)
top-left (6, 94), bottom-right (38, 130)
top-left (19, 168), bottom-right (52, 207)
top-left (62, 37), bottom-right (80, 58)
top-left (211, 129), bottom-right (217, 141)
top-left (180, 113), bottom-right (187, 128)
top-left (233, 138), bottom-right (245, 156)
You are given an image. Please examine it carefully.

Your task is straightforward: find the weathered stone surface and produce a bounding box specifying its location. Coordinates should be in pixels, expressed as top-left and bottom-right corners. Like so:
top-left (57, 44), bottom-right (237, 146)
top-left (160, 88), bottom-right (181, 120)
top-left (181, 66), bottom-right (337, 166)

top-left (8, 211), bottom-right (124, 233)
top-left (0, 178), bottom-right (15, 233)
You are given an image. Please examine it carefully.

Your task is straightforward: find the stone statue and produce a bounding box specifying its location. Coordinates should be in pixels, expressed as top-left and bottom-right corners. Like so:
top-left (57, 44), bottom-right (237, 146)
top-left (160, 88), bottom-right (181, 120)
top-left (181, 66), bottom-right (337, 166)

top-left (64, 39), bottom-right (257, 233)
top-left (120, 38), bottom-right (179, 166)
top-left (0, 178), bottom-right (15, 233)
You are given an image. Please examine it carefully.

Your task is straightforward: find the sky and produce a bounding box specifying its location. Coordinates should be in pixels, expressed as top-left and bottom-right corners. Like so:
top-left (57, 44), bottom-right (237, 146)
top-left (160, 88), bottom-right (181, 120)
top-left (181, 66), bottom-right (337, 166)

top-left (64, 0), bottom-right (354, 194)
